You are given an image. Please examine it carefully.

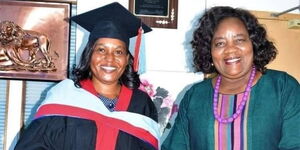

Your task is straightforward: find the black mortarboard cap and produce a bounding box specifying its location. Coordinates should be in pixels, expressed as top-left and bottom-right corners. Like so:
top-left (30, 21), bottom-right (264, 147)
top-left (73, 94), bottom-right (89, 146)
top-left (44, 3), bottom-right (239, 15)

top-left (70, 2), bottom-right (152, 47)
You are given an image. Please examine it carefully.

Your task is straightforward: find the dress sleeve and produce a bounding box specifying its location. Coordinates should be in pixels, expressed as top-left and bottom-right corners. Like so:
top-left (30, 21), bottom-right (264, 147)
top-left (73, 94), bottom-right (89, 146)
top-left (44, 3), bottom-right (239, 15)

top-left (161, 90), bottom-right (191, 150)
top-left (278, 74), bottom-right (300, 149)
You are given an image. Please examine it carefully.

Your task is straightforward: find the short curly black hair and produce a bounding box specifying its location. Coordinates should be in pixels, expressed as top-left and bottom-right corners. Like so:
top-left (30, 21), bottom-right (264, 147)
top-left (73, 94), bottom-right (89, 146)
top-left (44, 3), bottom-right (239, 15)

top-left (71, 39), bottom-right (140, 89)
top-left (191, 6), bottom-right (277, 74)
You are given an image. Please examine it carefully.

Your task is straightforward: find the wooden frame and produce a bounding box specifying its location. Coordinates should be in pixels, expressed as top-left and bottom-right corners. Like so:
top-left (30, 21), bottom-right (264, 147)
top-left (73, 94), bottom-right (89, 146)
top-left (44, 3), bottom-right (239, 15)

top-left (0, 0), bottom-right (70, 81)
top-left (129, 0), bottom-right (178, 29)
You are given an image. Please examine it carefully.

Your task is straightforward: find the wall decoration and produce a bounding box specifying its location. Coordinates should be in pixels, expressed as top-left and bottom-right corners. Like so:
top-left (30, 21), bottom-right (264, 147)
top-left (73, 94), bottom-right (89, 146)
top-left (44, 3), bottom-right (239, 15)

top-left (129, 0), bottom-right (178, 29)
top-left (0, 0), bottom-right (70, 81)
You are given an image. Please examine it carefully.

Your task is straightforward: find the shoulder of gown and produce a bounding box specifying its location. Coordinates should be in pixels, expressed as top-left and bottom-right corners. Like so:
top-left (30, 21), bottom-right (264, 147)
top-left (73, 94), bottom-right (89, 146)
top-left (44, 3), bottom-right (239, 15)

top-left (14, 116), bottom-right (97, 150)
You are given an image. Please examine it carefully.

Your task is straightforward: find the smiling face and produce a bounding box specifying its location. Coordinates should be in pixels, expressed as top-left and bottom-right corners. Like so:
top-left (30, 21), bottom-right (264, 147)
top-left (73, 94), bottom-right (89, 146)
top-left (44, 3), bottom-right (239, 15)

top-left (211, 17), bottom-right (254, 80)
top-left (90, 38), bottom-right (129, 86)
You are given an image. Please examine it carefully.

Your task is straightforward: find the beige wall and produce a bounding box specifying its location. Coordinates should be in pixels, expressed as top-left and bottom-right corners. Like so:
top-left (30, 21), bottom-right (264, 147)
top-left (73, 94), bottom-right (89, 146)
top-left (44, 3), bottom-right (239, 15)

top-left (252, 11), bottom-right (300, 82)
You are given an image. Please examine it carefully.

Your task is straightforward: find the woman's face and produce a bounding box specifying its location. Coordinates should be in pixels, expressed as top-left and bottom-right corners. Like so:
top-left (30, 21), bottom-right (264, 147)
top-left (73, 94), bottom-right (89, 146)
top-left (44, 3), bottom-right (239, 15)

top-left (211, 17), bottom-right (253, 79)
top-left (90, 38), bottom-right (129, 86)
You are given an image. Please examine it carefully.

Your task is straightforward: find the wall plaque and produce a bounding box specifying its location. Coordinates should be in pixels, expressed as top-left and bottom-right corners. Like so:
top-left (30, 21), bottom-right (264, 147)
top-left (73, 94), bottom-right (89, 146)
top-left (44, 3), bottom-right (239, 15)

top-left (129, 0), bottom-right (178, 29)
top-left (0, 0), bottom-right (70, 81)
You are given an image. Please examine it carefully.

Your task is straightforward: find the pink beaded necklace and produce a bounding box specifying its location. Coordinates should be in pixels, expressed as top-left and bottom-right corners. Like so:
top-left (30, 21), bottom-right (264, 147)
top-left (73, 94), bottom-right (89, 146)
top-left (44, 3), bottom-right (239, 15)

top-left (213, 66), bottom-right (256, 123)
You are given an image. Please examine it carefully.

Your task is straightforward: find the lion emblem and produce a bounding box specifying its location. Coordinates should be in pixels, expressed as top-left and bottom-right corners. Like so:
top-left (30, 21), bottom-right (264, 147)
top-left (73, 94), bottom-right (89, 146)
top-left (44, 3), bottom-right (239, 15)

top-left (0, 20), bottom-right (57, 71)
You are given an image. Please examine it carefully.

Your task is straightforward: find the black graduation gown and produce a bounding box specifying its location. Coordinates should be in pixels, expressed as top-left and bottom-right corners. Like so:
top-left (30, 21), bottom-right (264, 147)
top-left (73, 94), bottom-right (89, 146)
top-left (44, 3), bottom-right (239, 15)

top-left (14, 88), bottom-right (158, 150)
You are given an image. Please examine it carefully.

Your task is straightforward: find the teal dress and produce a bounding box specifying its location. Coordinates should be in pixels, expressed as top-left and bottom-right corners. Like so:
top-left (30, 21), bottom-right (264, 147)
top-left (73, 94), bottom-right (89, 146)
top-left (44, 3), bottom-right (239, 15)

top-left (161, 70), bottom-right (300, 150)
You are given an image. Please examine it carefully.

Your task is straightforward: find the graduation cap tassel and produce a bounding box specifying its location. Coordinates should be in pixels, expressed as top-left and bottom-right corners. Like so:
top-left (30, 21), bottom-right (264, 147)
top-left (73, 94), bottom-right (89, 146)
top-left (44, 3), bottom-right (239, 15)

top-left (133, 26), bottom-right (143, 72)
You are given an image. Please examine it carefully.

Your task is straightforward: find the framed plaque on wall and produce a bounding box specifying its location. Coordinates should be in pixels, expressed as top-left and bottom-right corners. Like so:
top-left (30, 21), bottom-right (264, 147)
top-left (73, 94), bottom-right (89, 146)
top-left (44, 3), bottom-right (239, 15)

top-left (0, 0), bottom-right (70, 81)
top-left (129, 0), bottom-right (178, 29)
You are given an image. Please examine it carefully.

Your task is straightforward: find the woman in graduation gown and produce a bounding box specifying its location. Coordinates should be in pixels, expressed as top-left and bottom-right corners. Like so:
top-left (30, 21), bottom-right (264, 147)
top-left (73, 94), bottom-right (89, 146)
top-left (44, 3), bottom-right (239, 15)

top-left (14, 2), bottom-right (159, 150)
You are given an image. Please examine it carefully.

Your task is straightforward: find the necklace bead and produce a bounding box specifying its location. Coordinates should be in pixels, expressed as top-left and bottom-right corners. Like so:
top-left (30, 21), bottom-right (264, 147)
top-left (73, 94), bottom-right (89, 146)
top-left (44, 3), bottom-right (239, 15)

top-left (213, 66), bottom-right (256, 123)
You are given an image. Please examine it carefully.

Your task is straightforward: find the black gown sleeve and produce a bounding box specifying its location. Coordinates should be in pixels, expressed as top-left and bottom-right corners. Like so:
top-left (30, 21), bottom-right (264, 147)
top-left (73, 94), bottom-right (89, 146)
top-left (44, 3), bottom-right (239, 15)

top-left (115, 89), bottom-right (158, 150)
top-left (128, 88), bottom-right (158, 121)
top-left (14, 116), bottom-right (97, 150)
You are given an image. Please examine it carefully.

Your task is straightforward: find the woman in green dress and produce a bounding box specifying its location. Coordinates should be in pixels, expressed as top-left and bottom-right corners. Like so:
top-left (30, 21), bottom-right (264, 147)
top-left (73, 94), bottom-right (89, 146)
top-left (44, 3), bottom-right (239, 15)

top-left (162, 6), bottom-right (300, 150)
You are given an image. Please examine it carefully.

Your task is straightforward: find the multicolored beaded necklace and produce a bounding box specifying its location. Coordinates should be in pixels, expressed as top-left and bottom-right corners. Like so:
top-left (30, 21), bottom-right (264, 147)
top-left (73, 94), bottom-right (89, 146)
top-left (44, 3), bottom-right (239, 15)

top-left (213, 66), bottom-right (256, 123)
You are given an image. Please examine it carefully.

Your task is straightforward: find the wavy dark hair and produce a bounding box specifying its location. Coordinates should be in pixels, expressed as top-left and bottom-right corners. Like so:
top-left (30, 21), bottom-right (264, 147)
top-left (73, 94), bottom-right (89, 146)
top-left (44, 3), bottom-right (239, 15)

top-left (72, 39), bottom-right (140, 89)
top-left (191, 6), bottom-right (277, 74)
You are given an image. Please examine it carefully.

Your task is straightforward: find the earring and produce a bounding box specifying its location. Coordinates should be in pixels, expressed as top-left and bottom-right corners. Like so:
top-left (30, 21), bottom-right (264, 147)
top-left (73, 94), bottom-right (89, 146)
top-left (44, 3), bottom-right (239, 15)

top-left (88, 71), bottom-right (92, 78)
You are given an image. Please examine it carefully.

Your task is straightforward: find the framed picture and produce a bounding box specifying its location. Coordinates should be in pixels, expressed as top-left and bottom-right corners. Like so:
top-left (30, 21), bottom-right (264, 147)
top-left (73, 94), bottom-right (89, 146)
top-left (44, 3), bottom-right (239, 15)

top-left (129, 0), bottom-right (178, 29)
top-left (0, 0), bottom-right (70, 81)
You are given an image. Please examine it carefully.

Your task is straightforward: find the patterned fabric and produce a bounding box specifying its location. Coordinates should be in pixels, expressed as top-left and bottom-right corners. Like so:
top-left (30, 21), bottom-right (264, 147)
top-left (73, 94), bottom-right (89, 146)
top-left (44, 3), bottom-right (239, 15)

top-left (214, 93), bottom-right (251, 150)
top-left (98, 95), bottom-right (118, 111)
